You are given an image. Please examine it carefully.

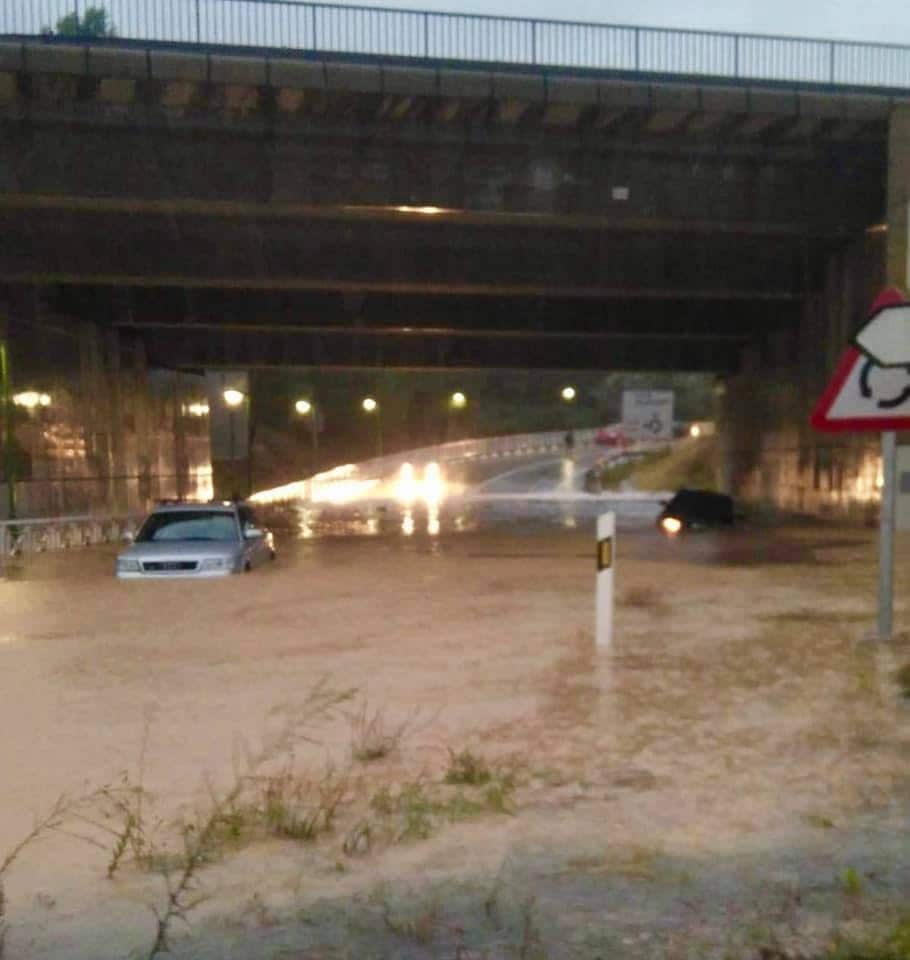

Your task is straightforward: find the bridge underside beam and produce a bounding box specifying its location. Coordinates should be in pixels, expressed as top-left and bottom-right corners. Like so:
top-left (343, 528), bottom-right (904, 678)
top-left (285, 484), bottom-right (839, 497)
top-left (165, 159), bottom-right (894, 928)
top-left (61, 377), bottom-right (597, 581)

top-left (0, 203), bottom-right (819, 300)
top-left (3, 281), bottom-right (797, 373)
top-left (122, 321), bottom-right (749, 373)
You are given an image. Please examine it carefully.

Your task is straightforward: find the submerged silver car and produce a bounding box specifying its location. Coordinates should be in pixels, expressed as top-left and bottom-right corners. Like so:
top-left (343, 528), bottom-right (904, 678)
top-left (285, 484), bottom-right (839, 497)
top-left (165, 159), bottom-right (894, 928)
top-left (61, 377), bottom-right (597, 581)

top-left (116, 502), bottom-right (275, 579)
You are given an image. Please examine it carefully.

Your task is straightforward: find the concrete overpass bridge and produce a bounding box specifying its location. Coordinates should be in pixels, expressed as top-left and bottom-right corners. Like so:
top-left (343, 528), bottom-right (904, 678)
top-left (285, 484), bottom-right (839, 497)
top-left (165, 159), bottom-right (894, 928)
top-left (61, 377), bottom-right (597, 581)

top-left (1, 2), bottom-right (909, 515)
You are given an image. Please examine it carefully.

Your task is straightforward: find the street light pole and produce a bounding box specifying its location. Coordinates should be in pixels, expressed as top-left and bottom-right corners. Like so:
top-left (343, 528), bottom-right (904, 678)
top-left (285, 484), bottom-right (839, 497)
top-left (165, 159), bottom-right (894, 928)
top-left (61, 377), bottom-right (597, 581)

top-left (247, 391), bottom-right (253, 498)
top-left (0, 341), bottom-right (14, 520)
top-left (223, 387), bottom-right (246, 499)
top-left (561, 385), bottom-right (577, 454)
top-left (229, 407), bottom-right (235, 480)
top-left (362, 397), bottom-right (382, 458)
top-left (295, 398), bottom-right (320, 473)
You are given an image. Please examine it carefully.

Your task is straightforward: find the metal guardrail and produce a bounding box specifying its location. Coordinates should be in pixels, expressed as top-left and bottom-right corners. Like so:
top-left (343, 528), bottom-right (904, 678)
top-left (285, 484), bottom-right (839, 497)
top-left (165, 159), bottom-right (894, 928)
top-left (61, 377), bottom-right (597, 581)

top-left (250, 426), bottom-right (635, 505)
top-left (5, 1), bottom-right (910, 90)
top-left (0, 513), bottom-right (144, 574)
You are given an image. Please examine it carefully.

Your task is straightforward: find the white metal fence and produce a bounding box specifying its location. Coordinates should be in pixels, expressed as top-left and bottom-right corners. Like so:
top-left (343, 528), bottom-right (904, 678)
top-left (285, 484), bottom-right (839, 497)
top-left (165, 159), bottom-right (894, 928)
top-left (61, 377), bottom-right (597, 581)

top-left (0, 513), bottom-right (144, 575)
top-left (7, 1), bottom-right (910, 90)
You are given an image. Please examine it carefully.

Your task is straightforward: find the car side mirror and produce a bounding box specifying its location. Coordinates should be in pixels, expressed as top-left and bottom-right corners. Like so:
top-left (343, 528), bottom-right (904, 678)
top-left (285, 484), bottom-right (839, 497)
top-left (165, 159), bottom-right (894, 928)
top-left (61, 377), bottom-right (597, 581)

top-left (244, 525), bottom-right (264, 539)
top-left (121, 531), bottom-right (135, 543)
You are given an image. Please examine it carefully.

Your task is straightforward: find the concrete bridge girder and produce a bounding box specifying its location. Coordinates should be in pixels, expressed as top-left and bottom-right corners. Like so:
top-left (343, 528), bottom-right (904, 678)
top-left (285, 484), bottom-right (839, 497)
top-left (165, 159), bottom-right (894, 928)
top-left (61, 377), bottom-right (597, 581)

top-left (0, 40), bottom-right (891, 250)
top-left (0, 40), bottom-right (897, 142)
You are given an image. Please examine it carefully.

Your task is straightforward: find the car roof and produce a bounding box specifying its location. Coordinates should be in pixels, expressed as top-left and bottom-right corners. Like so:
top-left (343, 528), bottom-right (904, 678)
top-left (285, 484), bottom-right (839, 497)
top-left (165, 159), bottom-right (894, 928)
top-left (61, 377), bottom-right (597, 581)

top-left (149, 501), bottom-right (241, 514)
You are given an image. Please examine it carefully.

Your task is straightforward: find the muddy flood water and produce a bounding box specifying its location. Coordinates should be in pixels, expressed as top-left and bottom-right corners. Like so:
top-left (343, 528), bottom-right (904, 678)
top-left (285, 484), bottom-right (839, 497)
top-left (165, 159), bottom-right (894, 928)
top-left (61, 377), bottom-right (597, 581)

top-left (1, 517), bottom-right (909, 959)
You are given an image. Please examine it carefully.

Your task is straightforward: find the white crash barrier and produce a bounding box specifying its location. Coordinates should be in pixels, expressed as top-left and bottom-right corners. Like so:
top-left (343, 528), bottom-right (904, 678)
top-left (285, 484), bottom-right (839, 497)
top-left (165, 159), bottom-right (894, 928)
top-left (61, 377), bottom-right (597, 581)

top-left (252, 427), bottom-right (609, 505)
top-left (0, 514), bottom-right (144, 575)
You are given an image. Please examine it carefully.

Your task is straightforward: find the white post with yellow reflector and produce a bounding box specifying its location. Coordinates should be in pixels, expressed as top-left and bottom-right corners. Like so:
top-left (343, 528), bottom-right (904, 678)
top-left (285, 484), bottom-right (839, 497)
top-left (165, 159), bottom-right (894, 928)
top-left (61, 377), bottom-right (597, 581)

top-left (596, 511), bottom-right (615, 649)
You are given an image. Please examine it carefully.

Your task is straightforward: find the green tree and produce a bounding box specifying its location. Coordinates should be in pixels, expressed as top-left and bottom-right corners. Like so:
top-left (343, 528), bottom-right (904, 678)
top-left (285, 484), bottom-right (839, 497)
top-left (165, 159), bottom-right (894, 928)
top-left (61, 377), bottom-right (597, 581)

top-left (52, 6), bottom-right (115, 37)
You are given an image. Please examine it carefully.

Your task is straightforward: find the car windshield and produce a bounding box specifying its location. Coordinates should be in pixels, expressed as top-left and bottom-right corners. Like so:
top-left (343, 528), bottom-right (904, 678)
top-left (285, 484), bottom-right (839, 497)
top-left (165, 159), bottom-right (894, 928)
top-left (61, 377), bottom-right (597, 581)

top-left (136, 511), bottom-right (238, 543)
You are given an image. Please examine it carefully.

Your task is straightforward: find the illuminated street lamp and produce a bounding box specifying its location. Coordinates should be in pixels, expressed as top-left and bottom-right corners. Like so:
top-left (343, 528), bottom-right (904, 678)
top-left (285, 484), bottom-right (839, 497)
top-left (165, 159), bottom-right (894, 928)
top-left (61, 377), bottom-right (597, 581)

top-left (223, 388), bottom-right (245, 409)
top-left (13, 391), bottom-right (51, 410)
top-left (561, 386), bottom-right (576, 402)
top-left (446, 391), bottom-right (468, 443)
top-left (361, 397), bottom-right (382, 457)
top-left (294, 398), bottom-right (319, 472)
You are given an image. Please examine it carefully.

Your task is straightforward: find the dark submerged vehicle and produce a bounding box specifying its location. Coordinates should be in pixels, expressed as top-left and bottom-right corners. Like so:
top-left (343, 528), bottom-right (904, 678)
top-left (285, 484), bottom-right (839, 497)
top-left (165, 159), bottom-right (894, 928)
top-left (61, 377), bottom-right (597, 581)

top-left (658, 488), bottom-right (735, 535)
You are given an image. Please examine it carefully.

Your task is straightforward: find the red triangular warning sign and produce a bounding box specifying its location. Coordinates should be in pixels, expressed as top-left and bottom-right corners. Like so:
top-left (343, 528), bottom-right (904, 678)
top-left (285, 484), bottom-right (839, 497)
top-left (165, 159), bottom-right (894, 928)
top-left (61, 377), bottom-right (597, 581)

top-left (812, 289), bottom-right (910, 432)
top-left (866, 287), bottom-right (908, 315)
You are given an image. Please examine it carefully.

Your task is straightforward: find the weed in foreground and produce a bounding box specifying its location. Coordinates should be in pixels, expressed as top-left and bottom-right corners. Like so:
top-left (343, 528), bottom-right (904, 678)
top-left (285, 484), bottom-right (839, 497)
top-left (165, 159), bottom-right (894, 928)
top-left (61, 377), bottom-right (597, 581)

top-left (484, 782), bottom-right (517, 816)
top-left (397, 782), bottom-right (437, 842)
top-left (144, 679), bottom-right (355, 959)
top-left (445, 791), bottom-right (484, 821)
top-left (4, 696), bottom-right (531, 958)
top-left (369, 784), bottom-right (395, 816)
top-left (806, 813), bottom-right (836, 830)
top-left (261, 772), bottom-right (323, 842)
top-left (342, 819), bottom-right (373, 857)
top-left (0, 794), bottom-right (77, 958)
top-left (65, 772), bottom-right (157, 879)
top-left (445, 749), bottom-right (492, 786)
top-left (780, 915), bottom-right (910, 959)
top-left (364, 767), bottom-right (518, 848)
top-left (841, 867), bottom-right (863, 897)
top-left (894, 662), bottom-right (910, 699)
top-left (252, 764), bottom-right (350, 844)
top-left (347, 702), bottom-right (425, 765)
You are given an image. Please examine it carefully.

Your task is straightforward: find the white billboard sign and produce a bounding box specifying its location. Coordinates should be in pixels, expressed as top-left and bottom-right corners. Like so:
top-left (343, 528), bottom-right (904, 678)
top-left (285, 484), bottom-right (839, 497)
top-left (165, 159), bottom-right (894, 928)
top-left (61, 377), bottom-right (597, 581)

top-left (621, 390), bottom-right (674, 441)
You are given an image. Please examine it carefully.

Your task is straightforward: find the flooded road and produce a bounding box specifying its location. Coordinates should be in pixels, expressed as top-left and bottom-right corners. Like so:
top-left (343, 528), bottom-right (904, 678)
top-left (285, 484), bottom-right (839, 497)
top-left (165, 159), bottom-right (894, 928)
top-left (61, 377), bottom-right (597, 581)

top-left (2, 462), bottom-right (910, 957)
top-left (260, 449), bottom-right (663, 542)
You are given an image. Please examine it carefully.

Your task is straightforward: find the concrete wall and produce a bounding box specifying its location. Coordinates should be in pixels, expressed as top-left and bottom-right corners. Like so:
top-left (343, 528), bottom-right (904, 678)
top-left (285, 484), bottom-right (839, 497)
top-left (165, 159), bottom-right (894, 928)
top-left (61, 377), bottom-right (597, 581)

top-left (0, 298), bottom-right (211, 519)
top-left (718, 230), bottom-right (886, 522)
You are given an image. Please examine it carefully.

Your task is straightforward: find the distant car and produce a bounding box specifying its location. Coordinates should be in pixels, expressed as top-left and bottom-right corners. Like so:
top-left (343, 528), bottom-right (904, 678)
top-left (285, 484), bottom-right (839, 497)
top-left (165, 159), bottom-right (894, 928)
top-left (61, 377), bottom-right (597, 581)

top-left (657, 489), bottom-right (735, 536)
top-left (116, 501), bottom-right (275, 579)
top-left (595, 427), bottom-right (629, 448)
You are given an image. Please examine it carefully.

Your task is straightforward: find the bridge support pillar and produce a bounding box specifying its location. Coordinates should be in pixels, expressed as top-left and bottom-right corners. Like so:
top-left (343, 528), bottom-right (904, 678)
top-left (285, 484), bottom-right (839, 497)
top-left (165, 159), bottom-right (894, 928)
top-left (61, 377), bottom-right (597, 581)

top-left (887, 104), bottom-right (910, 290)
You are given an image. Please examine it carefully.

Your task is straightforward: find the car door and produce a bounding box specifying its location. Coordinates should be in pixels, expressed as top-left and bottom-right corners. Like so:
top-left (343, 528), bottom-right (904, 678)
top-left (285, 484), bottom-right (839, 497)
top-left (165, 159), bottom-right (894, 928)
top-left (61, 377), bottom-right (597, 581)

top-left (239, 506), bottom-right (269, 567)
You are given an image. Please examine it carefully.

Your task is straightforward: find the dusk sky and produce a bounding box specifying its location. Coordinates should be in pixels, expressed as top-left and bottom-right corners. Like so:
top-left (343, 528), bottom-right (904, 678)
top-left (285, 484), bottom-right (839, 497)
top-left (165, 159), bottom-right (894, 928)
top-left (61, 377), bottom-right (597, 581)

top-left (338, 1), bottom-right (908, 45)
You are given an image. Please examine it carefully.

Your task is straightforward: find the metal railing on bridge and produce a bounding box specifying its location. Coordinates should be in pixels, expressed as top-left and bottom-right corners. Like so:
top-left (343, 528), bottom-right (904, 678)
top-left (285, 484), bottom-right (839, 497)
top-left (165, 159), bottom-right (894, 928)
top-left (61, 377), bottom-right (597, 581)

top-left (6, 1), bottom-right (910, 91)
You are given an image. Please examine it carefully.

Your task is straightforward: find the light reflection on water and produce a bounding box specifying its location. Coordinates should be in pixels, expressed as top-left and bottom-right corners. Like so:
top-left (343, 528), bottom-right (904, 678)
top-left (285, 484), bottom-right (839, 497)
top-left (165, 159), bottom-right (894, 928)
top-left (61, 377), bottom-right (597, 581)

top-left (256, 456), bottom-right (663, 542)
top-left (277, 496), bottom-right (660, 541)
